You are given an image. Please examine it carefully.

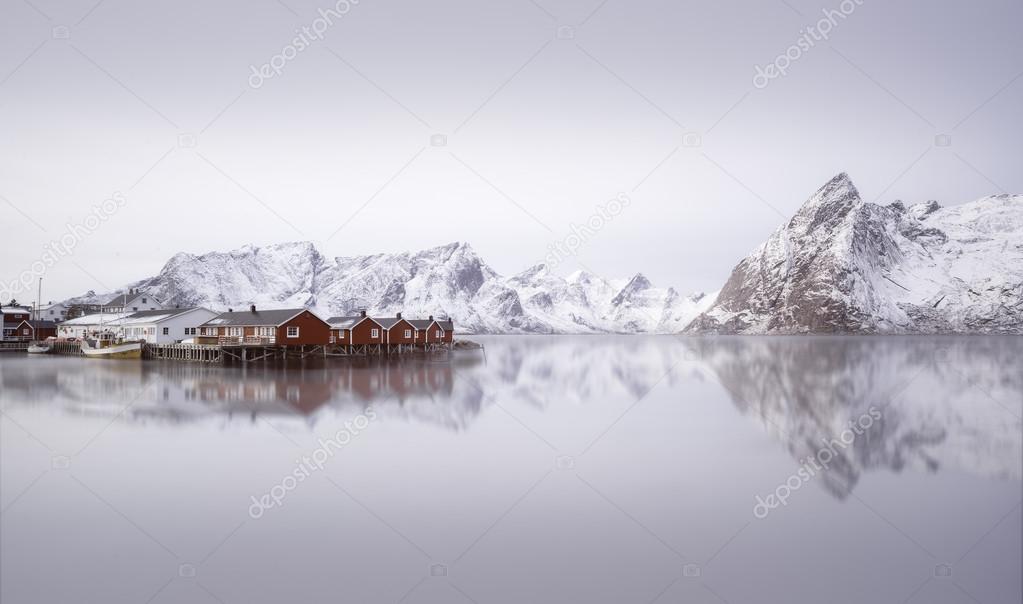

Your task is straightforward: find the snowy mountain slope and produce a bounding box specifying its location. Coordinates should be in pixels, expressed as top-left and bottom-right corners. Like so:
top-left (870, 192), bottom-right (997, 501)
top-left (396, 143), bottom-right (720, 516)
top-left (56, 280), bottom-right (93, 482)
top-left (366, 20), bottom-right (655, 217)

top-left (686, 173), bottom-right (1023, 334)
top-left (69, 242), bottom-right (714, 334)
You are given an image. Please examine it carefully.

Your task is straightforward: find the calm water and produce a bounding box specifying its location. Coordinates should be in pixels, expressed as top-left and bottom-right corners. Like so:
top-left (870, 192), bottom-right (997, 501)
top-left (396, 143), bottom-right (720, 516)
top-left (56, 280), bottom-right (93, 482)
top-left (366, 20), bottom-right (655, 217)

top-left (1, 336), bottom-right (1020, 604)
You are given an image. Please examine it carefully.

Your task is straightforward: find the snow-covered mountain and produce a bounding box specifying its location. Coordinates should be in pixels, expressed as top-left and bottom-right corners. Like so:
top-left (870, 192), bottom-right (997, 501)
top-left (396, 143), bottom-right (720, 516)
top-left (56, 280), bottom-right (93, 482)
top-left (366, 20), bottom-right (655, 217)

top-left (67, 242), bottom-right (713, 334)
top-left (687, 173), bottom-right (1023, 334)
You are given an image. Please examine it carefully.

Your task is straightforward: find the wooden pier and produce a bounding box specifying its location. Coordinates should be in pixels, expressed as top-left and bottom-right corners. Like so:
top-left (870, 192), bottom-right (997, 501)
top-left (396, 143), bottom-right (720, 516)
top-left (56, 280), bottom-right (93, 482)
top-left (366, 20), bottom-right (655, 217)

top-left (144, 343), bottom-right (223, 363)
top-left (50, 341), bottom-right (84, 356)
top-left (39, 340), bottom-right (455, 363)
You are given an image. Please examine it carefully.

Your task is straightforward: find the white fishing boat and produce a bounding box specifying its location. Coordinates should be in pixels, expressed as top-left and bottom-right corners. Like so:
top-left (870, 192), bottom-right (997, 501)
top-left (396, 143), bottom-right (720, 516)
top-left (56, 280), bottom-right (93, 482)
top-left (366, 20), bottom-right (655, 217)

top-left (27, 342), bottom-right (51, 354)
top-left (80, 336), bottom-right (143, 360)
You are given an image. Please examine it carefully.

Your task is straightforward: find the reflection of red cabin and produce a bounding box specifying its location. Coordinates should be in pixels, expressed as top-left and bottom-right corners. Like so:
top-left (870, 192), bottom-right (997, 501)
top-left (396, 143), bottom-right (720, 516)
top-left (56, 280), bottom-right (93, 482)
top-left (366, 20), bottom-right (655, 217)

top-left (376, 313), bottom-right (416, 345)
top-left (17, 320), bottom-right (57, 340)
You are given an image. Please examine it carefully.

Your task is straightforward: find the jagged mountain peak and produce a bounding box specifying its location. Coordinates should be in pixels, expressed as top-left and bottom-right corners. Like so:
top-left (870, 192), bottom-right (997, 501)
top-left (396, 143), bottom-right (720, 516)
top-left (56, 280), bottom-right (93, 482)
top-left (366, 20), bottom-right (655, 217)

top-left (512, 263), bottom-right (553, 282)
top-left (566, 269), bottom-right (596, 284)
top-left (687, 174), bottom-right (1023, 334)
top-left (611, 273), bottom-right (654, 307)
top-left (908, 200), bottom-right (942, 219)
top-left (787, 172), bottom-right (863, 235)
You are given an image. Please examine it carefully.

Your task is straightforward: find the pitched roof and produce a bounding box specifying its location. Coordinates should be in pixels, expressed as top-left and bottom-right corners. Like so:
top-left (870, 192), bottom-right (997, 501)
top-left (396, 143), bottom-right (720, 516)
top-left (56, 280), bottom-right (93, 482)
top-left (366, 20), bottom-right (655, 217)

top-left (375, 317), bottom-right (412, 329)
top-left (19, 319), bottom-right (57, 329)
top-left (60, 312), bottom-right (131, 326)
top-left (407, 319), bottom-right (435, 329)
top-left (0, 306), bottom-right (31, 314)
top-left (436, 318), bottom-right (454, 330)
top-left (327, 316), bottom-right (363, 329)
top-left (102, 292), bottom-right (135, 306)
top-left (122, 307), bottom-right (210, 324)
top-left (199, 308), bottom-right (312, 327)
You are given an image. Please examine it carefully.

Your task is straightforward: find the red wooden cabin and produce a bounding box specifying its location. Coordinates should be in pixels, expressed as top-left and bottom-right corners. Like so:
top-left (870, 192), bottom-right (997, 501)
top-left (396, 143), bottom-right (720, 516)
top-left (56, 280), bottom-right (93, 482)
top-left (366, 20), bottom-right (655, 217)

top-left (196, 306), bottom-right (330, 345)
top-left (376, 313), bottom-right (416, 346)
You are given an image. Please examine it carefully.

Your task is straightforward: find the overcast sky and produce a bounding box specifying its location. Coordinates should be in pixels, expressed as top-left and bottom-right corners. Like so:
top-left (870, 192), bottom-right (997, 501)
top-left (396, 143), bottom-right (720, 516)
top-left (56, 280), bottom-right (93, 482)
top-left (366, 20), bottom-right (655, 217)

top-left (1, 0), bottom-right (1021, 303)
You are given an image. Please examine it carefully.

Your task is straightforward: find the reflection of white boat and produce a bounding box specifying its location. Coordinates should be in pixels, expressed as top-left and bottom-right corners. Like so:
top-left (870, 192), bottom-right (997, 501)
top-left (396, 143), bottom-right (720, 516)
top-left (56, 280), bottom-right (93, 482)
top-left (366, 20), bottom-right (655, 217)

top-left (27, 343), bottom-right (51, 354)
top-left (81, 338), bottom-right (142, 360)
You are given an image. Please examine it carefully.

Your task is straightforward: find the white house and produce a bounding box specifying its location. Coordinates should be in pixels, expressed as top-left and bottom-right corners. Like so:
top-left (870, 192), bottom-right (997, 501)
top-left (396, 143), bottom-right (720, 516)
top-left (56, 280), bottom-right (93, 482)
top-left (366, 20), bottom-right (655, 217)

top-left (36, 301), bottom-right (70, 322)
top-left (101, 289), bottom-right (165, 314)
top-left (57, 312), bottom-right (130, 340)
top-left (116, 308), bottom-right (217, 344)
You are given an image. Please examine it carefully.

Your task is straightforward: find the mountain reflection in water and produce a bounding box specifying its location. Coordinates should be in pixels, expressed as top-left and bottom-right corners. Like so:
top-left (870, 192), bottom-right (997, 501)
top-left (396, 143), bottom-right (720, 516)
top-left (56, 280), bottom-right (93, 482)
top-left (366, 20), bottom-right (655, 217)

top-left (1, 336), bottom-right (1019, 496)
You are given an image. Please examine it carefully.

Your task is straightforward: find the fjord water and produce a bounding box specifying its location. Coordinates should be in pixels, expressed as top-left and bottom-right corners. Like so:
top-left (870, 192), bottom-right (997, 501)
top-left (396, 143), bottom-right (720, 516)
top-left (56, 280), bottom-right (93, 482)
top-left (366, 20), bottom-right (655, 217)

top-left (1, 336), bottom-right (1020, 604)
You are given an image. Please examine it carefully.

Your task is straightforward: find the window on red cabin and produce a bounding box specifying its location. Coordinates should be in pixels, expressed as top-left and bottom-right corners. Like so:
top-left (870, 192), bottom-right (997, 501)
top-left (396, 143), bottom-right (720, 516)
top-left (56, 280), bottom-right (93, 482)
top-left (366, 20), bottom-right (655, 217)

top-left (287, 326), bottom-right (299, 338)
top-left (404, 329), bottom-right (411, 338)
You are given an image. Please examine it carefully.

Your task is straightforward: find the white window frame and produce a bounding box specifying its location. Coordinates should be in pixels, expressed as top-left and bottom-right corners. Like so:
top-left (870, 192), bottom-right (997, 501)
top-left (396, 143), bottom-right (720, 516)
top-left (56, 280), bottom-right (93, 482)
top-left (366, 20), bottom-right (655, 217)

top-left (371, 328), bottom-right (379, 338)
top-left (404, 329), bottom-right (412, 338)
top-left (436, 329), bottom-right (442, 338)
top-left (287, 326), bottom-right (300, 338)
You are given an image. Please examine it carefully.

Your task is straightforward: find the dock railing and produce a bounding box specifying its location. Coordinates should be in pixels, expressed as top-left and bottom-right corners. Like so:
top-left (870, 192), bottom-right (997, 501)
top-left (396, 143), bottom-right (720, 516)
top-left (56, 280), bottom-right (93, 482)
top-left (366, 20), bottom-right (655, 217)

top-left (218, 335), bottom-right (276, 346)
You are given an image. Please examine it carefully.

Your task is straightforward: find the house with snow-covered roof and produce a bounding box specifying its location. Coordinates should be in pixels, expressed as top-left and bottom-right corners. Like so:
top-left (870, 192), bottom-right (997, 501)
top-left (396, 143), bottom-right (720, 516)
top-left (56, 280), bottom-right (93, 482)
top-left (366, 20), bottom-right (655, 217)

top-left (57, 312), bottom-right (131, 340)
top-left (116, 308), bottom-right (218, 344)
top-left (101, 289), bottom-right (165, 314)
top-left (1, 305), bottom-right (33, 341)
top-left (326, 310), bottom-right (385, 346)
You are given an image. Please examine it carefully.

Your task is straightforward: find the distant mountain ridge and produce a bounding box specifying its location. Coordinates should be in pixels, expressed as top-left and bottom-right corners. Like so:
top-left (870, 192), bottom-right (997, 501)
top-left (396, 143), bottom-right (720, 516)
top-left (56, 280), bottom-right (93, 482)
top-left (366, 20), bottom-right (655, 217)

top-left (65, 174), bottom-right (1021, 335)
top-left (66, 242), bottom-right (713, 334)
top-left (686, 173), bottom-right (1023, 334)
